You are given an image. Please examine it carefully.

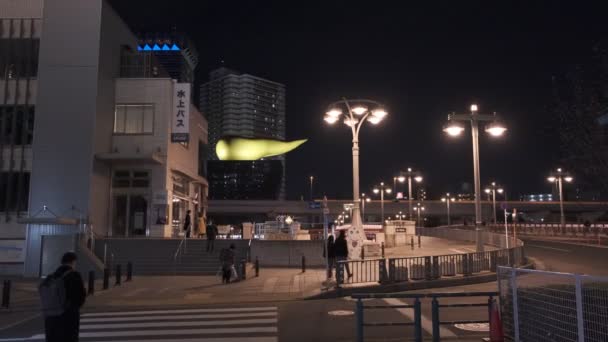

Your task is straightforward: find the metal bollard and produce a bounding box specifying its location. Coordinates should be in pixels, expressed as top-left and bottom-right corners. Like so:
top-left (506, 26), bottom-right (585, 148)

top-left (103, 268), bottom-right (110, 290)
top-left (418, 235), bottom-right (421, 248)
top-left (381, 242), bottom-right (385, 258)
top-left (411, 236), bottom-right (414, 250)
top-left (301, 256), bottom-right (306, 273)
top-left (1, 280), bottom-right (10, 309)
top-left (87, 271), bottom-right (95, 296)
top-left (255, 257), bottom-right (260, 277)
top-left (115, 264), bottom-right (122, 286)
top-left (126, 262), bottom-right (133, 282)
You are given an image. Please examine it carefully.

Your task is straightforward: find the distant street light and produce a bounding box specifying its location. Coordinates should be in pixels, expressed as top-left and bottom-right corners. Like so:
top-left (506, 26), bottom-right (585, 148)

top-left (324, 98), bottom-right (387, 237)
top-left (413, 203), bottom-right (425, 227)
top-left (547, 168), bottom-right (573, 229)
top-left (397, 168), bottom-right (423, 219)
top-left (484, 182), bottom-right (504, 224)
top-left (373, 182), bottom-right (392, 224)
top-left (441, 193), bottom-right (456, 226)
top-left (443, 104), bottom-right (507, 251)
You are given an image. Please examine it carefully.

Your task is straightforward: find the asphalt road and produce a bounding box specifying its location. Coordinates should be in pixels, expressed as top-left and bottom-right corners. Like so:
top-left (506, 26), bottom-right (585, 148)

top-left (522, 238), bottom-right (608, 276)
top-left (0, 295), bottom-right (496, 342)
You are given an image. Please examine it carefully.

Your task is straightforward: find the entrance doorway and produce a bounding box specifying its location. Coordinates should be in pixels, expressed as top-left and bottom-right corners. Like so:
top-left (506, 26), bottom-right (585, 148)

top-left (112, 194), bottom-right (148, 237)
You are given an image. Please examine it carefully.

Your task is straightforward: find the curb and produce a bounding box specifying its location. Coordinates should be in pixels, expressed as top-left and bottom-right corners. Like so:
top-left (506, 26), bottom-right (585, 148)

top-left (308, 262), bottom-right (534, 299)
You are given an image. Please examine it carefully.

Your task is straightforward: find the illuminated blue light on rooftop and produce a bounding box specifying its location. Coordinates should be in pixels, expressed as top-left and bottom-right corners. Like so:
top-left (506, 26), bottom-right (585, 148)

top-left (171, 44), bottom-right (180, 51)
top-left (152, 44), bottom-right (161, 51)
top-left (143, 44), bottom-right (152, 51)
top-left (162, 44), bottom-right (170, 51)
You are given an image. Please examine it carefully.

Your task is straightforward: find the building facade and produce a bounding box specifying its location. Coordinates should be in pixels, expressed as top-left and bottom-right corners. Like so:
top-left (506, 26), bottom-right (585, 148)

top-left (200, 67), bottom-right (287, 199)
top-left (0, 0), bottom-right (207, 276)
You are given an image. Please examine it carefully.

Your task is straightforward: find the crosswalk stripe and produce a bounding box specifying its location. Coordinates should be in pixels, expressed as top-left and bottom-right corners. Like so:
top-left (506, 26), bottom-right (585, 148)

top-left (99, 337), bottom-right (278, 342)
top-left (82, 306), bottom-right (277, 317)
top-left (82, 311), bottom-right (277, 323)
top-left (79, 326), bottom-right (278, 338)
top-left (81, 318), bottom-right (278, 330)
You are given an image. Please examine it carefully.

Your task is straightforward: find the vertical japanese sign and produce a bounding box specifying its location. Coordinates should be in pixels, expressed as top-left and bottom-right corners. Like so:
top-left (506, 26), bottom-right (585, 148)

top-left (171, 83), bottom-right (190, 142)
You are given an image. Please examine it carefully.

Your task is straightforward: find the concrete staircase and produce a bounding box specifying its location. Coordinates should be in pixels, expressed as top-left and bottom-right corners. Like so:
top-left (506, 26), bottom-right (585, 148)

top-left (94, 238), bottom-right (250, 275)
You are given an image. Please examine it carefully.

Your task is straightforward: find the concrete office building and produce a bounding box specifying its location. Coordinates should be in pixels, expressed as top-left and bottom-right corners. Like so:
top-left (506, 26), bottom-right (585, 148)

top-left (0, 0), bottom-right (208, 276)
top-left (200, 67), bottom-right (287, 199)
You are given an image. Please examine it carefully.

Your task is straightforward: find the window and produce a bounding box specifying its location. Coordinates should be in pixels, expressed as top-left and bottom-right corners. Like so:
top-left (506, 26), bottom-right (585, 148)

top-left (0, 39), bottom-right (40, 79)
top-left (172, 175), bottom-right (189, 196)
top-left (113, 104), bottom-right (154, 134)
top-left (0, 172), bottom-right (30, 212)
top-left (0, 106), bottom-right (35, 145)
top-left (112, 170), bottom-right (150, 188)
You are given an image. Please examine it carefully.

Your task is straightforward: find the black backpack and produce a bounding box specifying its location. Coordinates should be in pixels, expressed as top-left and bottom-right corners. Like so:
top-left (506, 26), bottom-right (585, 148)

top-left (39, 270), bottom-right (72, 317)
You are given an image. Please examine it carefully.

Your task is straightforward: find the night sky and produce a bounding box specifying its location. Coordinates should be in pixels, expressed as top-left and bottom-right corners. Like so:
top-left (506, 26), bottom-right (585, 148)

top-left (110, 1), bottom-right (608, 200)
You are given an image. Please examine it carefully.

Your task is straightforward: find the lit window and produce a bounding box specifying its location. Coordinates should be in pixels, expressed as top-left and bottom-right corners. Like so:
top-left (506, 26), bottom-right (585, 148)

top-left (114, 104), bottom-right (154, 134)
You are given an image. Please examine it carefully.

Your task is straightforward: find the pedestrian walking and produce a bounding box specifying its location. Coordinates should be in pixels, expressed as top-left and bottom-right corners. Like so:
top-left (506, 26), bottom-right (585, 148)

top-left (334, 230), bottom-right (352, 278)
top-left (206, 220), bottom-right (219, 253)
top-left (39, 252), bottom-right (86, 342)
top-left (219, 244), bottom-right (237, 284)
top-left (183, 210), bottom-right (192, 237)
top-left (323, 235), bottom-right (336, 279)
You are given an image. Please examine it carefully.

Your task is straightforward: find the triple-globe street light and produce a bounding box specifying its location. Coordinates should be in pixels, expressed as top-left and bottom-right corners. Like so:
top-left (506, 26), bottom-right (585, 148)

top-left (484, 182), bottom-right (504, 224)
top-left (373, 182), bottom-right (392, 224)
top-left (324, 98), bottom-right (388, 234)
top-left (441, 193), bottom-right (456, 226)
top-left (443, 104), bottom-right (507, 251)
top-left (547, 168), bottom-right (573, 229)
top-left (397, 168), bottom-right (423, 220)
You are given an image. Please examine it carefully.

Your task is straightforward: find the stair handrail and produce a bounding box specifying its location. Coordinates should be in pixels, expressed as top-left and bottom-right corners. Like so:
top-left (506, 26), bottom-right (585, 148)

top-left (173, 228), bottom-right (189, 262)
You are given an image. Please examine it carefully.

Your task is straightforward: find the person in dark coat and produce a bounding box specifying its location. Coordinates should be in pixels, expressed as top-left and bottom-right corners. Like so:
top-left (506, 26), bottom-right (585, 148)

top-left (324, 235), bottom-right (336, 279)
top-left (333, 230), bottom-right (352, 278)
top-left (183, 210), bottom-right (192, 237)
top-left (206, 220), bottom-right (219, 252)
top-left (219, 244), bottom-right (236, 284)
top-left (44, 252), bottom-right (86, 342)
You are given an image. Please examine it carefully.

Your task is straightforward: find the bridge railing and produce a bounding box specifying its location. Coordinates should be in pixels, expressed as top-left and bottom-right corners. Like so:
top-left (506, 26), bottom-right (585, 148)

top-left (336, 245), bottom-right (524, 286)
top-left (486, 222), bottom-right (608, 239)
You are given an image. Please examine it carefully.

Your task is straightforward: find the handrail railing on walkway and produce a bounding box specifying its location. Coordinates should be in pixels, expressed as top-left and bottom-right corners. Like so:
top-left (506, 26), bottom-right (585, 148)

top-left (336, 245), bottom-right (524, 286)
top-left (353, 291), bottom-right (498, 342)
top-left (172, 229), bottom-right (190, 273)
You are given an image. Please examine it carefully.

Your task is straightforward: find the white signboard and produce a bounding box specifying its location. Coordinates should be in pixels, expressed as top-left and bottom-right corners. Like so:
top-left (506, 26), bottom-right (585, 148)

top-left (171, 83), bottom-right (190, 143)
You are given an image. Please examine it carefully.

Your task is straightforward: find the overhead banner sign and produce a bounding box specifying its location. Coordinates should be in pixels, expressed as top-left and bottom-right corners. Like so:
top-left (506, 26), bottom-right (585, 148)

top-left (171, 83), bottom-right (190, 143)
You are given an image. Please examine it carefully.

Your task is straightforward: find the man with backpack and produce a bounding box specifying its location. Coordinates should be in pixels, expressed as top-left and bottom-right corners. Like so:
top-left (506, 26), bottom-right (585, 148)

top-left (39, 252), bottom-right (86, 342)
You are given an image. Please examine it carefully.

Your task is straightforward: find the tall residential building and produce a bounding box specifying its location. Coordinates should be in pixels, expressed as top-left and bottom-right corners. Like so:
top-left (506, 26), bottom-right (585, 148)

top-left (200, 67), bottom-right (287, 199)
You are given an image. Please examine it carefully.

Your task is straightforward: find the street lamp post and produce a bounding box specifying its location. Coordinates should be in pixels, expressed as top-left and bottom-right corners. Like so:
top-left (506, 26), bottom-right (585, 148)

top-left (324, 99), bottom-right (388, 247)
top-left (373, 182), bottom-right (392, 224)
top-left (413, 203), bottom-right (425, 227)
top-left (443, 104), bottom-right (507, 251)
top-left (309, 176), bottom-right (314, 201)
top-left (547, 168), bottom-right (573, 229)
top-left (441, 193), bottom-right (456, 226)
top-left (397, 168), bottom-right (423, 220)
top-left (484, 182), bottom-right (504, 224)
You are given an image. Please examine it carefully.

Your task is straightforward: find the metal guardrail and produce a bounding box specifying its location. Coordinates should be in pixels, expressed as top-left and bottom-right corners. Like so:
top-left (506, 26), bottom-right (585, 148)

top-left (336, 246), bottom-right (524, 286)
top-left (498, 266), bottom-right (608, 342)
top-left (353, 291), bottom-right (498, 342)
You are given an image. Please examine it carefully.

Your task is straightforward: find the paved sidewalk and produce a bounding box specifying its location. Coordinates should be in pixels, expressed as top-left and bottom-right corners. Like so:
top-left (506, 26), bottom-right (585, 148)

top-left (0, 236), bottom-right (497, 331)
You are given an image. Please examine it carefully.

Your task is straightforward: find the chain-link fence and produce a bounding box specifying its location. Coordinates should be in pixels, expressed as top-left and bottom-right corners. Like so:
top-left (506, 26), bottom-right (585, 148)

top-left (498, 267), bottom-right (608, 342)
